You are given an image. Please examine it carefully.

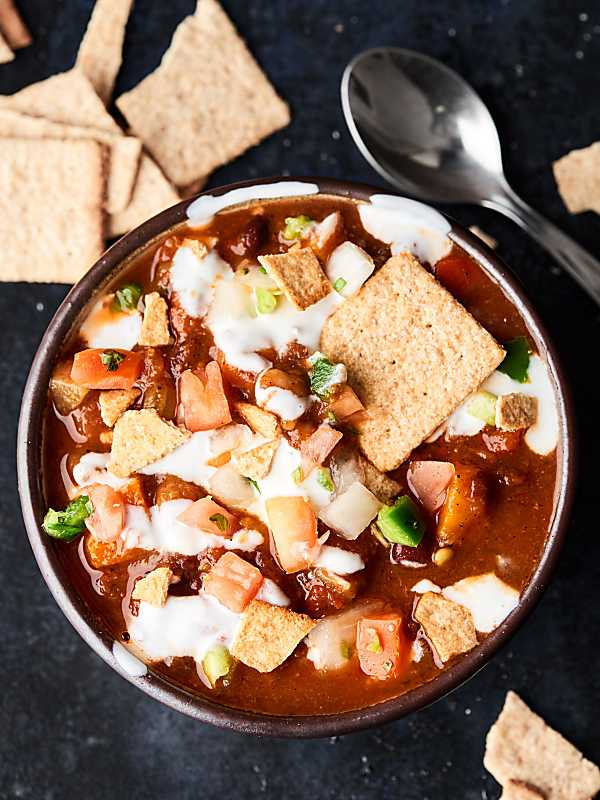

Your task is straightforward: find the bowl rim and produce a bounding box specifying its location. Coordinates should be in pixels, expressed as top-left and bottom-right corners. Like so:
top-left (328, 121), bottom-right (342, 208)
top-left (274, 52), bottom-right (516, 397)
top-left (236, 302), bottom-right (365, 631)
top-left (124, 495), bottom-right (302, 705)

top-left (17, 176), bottom-right (577, 738)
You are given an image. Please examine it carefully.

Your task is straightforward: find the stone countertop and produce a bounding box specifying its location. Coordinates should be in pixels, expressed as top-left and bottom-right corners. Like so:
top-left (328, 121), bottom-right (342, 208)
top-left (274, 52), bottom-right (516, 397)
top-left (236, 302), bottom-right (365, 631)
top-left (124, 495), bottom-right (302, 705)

top-left (1, 1), bottom-right (598, 797)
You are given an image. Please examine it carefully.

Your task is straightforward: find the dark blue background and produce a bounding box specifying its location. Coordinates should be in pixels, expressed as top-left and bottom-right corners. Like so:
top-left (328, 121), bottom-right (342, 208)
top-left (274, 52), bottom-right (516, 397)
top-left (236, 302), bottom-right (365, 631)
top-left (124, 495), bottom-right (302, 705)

top-left (1, 2), bottom-right (599, 798)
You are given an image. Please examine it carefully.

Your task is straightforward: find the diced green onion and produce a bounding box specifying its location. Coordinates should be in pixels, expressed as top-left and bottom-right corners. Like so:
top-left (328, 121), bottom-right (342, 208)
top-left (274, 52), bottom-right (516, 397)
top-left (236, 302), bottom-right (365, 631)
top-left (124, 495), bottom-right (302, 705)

top-left (113, 282), bottom-right (142, 312)
top-left (100, 350), bottom-right (124, 372)
top-left (340, 641), bottom-right (353, 660)
top-left (366, 629), bottom-right (383, 653)
top-left (333, 277), bottom-right (347, 293)
top-left (202, 645), bottom-right (234, 687)
top-left (308, 355), bottom-right (337, 399)
top-left (256, 287), bottom-right (278, 314)
top-left (282, 214), bottom-right (313, 240)
top-left (246, 477), bottom-right (261, 494)
top-left (327, 411), bottom-right (337, 424)
top-left (498, 336), bottom-right (531, 383)
top-left (467, 390), bottom-right (497, 426)
top-left (377, 496), bottom-right (426, 548)
top-left (209, 513), bottom-right (229, 532)
top-left (317, 467), bottom-right (334, 493)
top-left (292, 466), bottom-right (303, 484)
top-left (258, 266), bottom-right (267, 274)
top-left (43, 495), bottom-right (93, 541)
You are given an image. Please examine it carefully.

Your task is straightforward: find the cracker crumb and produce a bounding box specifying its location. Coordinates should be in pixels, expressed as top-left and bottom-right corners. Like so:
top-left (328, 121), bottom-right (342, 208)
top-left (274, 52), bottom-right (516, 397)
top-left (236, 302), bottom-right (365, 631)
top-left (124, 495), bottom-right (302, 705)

top-left (496, 394), bottom-right (538, 431)
top-left (109, 409), bottom-right (190, 477)
top-left (234, 401), bottom-right (280, 439)
top-left (553, 141), bottom-right (600, 214)
top-left (234, 439), bottom-right (279, 481)
top-left (258, 248), bottom-right (332, 310)
top-left (99, 387), bottom-right (140, 427)
top-left (358, 455), bottom-right (401, 504)
top-left (414, 591), bottom-right (478, 663)
top-left (132, 567), bottom-right (173, 607)
top-left (50, 361), bottom-right (90, 415)
top-left (139, 292), bottom-right (171, 346)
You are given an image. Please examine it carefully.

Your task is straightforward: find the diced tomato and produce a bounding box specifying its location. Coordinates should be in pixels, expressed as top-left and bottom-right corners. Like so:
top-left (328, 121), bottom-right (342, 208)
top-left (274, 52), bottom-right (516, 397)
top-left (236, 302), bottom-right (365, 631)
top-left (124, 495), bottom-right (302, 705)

top-left (328, 385), bottom-right (364, 421)
top-left (266, 497), bottom-right (319, 573)
top-left (177, 496), bottom-right (238, 537)
top-left (407, 460), bottom-right (455, 513)
top-left (300, 423), bottom-right (343, 476)
top-left (435, 253), bottom-right (478, 300)
top-left (436, 465), bottom-right (486, 546)
top-left (84, 484), bottom-right (125, 542)
top-left (356, 613), bottom-right (406, 680)
top-left (71, 349), bottom-right (144, 390)
top-left (203, 552), bottom-right (263, 613)
top-left (178, 361), bottom-right (232, 432)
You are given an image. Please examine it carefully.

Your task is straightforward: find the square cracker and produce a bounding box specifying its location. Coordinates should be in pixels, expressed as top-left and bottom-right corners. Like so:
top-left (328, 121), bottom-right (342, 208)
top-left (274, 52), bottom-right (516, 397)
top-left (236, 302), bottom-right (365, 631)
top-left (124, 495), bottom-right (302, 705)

top-left (0, 69), bottom-right (121, 132)
top-left (108, 154), bottom-right (180, 237)
top-left (320, 253), bottom-right (505, 471)
top-left (116, 0), bottom-right (290, 187)
top-left (553, 141), bottom-right (600, 215)
top-left (414, 591), bottom-right (478, 663)
top-left (0, 108), bottom-right (141, 214)
top-left (484, 691), bottom-right (600, 800)
top-left (231, 600), bottom-right (315, 673)
top-left (76, 0), bottom-right (135, 105)
top-left (0, 31), bottom-right (13, 63)
top-left (0, 138), bottom-right (105, 283)
top-left (258, 248), bottom-right (332, 310)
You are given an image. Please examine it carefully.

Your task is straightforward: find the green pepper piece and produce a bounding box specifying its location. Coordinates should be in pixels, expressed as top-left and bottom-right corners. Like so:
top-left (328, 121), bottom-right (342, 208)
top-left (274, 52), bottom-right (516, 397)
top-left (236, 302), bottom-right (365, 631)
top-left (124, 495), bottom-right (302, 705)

top-left (377, 496), bottom-right (426, 547)
top-left (467, 390), bottom-right (497, 426)
top-left (113, 282), bottom-right (142, 312)
top-left (498, 336), bottom-right (531, 383)
top-left (282, 215), bottom-right (313, 240)
top-left (42, 495), bottom-right (94, 541)
top-left (202, 645), bottom-right (234, 687)
top-left (255, 287), bottom-right (278, 314)
top-left (317, 467), bottom-right (334, 493)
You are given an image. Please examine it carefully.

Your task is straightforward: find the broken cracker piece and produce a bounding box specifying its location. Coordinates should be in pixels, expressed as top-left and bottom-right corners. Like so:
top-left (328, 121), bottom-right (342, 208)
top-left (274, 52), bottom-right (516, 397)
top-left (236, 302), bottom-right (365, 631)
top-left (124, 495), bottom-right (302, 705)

top-left (109, 409), bottom-right (189, 477)
top-left (0, 108), bottom-right (141, 214)
top-left (0, 0), bottom-right (32, 49)
top-left (258, 248), bottom-right (331, 310)
top-left (76, 0), bottom-right (135, 105)
top-left (108, 154), bottom-right (180, 237)
top-left (0, 31), bottom-right (13, 63)
top-left (99, 387), bottom-right (140, 427)
top-left (553, 141), bottom-right (600, 215)
top-left (132, 567), bottom-right (172, 607)
top-left (0, 138), bottom-right (106, 283)
top-left (234, 402), bottom-right (280, 439)
top-left (116, 0), bottom-right (289, 187)
top-left (138, 292), bottom-right (171, 346)
top-left (484, 691), bottom-right (600, 800)
top-left (50, 360), bottom-right (90, 415)
top-left (501, 781), bottom-right (545, 800)
top-left (358, 454), bottom-right (401, 504)
top-left (234, 439), bottom-right (279, 481)
top-left (321, 253), bottom-right (505, 471)
top-left (496, 393), bottom-right (538, 431)
top-left (231, 600), bottom-right (315, 673)
top-left (414, 591), bottom-right (478, 663)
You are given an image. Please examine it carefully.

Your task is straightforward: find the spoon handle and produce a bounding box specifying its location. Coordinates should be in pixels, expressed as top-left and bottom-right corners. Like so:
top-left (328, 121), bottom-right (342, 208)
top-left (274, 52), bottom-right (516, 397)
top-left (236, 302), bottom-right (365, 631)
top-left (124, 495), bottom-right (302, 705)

top-left (484, 185), bottom-right (600, 305)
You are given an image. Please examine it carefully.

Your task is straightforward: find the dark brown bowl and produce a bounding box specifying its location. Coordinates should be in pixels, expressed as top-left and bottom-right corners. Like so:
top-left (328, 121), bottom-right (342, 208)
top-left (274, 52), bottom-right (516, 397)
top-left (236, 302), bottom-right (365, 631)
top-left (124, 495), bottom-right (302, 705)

top-left (17, 177), bottom-right (576, 738)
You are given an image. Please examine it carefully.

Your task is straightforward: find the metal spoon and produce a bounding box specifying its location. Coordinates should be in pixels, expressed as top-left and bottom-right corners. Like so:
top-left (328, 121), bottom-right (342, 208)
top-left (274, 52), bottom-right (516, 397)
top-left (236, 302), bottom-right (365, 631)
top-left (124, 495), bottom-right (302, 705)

top-left (341, 46), bottom-right (600, 304)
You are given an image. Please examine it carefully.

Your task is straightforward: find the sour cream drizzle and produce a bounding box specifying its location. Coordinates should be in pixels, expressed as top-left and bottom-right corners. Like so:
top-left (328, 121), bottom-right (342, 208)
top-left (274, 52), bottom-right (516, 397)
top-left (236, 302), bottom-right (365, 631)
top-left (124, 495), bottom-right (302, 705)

top-left (186, 181), bottom-right (320, 226)
top-left (80, 296), bottom-right (142, 351)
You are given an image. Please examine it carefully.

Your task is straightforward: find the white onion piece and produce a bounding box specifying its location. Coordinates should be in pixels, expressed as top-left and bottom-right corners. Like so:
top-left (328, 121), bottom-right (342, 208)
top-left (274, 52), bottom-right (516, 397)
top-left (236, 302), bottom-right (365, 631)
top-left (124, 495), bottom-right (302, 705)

top-left (306, 599), bottom-right (385, 671)
top-left (329, 449), bottom-right (363, 497)
top-left (209, 464), bottom-right (255, 506)
top-left (326, 241), bottom-right (375, 298)
top-left (314, 546), bottom-right (364, 574)
top-left (318, 482), bottom-right (382, 540)
top-left (208, 423), bottom-right (253, 457)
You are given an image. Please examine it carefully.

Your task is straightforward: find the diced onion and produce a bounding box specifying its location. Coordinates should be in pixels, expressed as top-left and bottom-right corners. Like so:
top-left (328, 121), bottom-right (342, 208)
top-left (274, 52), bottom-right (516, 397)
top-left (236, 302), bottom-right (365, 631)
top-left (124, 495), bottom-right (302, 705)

top-left (306, 599), bottom-right (384, 671)
top-left (318, 482), bottom-right (382, 540)
top-left (209, 464), bottom-right (255, 506)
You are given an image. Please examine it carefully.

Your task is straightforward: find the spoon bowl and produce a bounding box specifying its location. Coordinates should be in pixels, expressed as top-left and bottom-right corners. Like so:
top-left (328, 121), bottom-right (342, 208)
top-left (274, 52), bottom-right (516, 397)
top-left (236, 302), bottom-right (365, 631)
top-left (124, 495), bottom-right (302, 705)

top-left (342, 46), bottom-right (600, 305)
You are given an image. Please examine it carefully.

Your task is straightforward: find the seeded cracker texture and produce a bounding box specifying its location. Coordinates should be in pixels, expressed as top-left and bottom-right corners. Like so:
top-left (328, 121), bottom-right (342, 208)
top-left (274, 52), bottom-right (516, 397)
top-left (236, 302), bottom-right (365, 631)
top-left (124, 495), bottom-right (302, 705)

top-left (553, 141), bottom-right (600, 214)
top-left (0, 139), bottom-right (106, 283)
top-left (234, 439), bottom-right (280, 481)
top-left (231, 600), bottom-right (316, 673)
top-left (500, 781), bottom-right (546, 800)
top-left (320, 253), bottom-right (505, 471)
top-left (75, 0), bottom-right (135, 105)
top-left (414, 591), bottom-right (478, 663)
top-left (132, 567), bottom-right (172, 607)
top-left (109, 409), bottom-right (190, 477)
top-left (115, 0), bottom-right (290, 187)
top-left (234, 402), bottom-right (281, 439)
top-left (496, 393), bottom-right (538, 431)
top-left (485, 692), bottom-right (600, 799)
top-left (99, 388), bottom-right (141, 428)
top-left (138, 293), bottom-right (171, 346)
top-left (0, 108), bottom-right (141, 214)
top-left (108, 155), bottom-right (180, 237)
top-left (258, 248), bottom-right (332, 310)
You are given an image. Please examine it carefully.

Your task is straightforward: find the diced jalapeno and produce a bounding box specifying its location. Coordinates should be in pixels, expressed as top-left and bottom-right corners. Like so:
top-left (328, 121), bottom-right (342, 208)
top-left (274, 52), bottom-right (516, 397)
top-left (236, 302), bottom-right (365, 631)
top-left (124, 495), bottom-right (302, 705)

top-left (113, 282), bottom-right (142, 312)
top-left (292, 466), bottom-right (303, 484)
top-left (377, 496), bottom-right (426, 547)
top-left (100, 350), bottom-right (124, 372)
top-left (467, 390), bottom-right (497, 425)
top-left (255, 287), bottom-right (278, 314)
top-left (333, 277), bottom-right (347, 293)
top-left (317, 467), bottom-right (334, 492)
top-left (209, 513), bottom-right (229, 532)
top-left (498, 336), bottom-right (530, 383)
top-left (42, 495), bottom-right (94, 541)
top-left (202, 645), bottom-right (234, 687)
top-left (282, 215), bottom-right (313, 240)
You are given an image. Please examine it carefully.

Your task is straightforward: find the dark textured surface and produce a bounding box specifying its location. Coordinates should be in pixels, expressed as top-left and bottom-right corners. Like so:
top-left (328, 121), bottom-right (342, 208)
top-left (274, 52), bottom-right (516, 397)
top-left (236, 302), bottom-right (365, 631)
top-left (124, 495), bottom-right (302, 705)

top-left (1, 1), bottom-right (599, 798)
